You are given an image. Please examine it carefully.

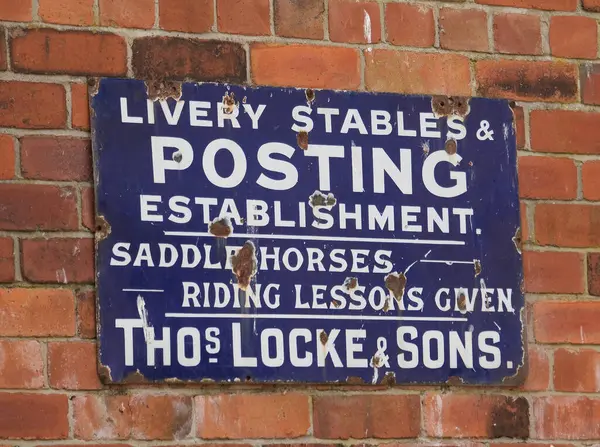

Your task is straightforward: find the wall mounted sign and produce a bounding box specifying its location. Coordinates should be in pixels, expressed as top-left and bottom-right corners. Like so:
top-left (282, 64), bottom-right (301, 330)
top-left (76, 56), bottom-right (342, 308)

top-left (91, 78), bottom-right (524, 384)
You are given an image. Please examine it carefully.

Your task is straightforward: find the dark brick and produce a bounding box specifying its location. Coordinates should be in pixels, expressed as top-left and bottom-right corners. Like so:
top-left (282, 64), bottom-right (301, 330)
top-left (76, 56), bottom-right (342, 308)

top-left (588, 253), bottom-right (600, 296)
top-left (0, 27), bottom-right (6, 70)
top-left (132, 37), bottom-right (246, 82)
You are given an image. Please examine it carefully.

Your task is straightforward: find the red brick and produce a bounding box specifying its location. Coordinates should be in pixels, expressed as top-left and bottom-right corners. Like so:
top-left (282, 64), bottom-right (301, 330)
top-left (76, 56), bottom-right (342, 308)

top-left (589, 253), bottom-right (600, 295)
top-left (252, 44), bottom-right (360, 90)
top-left (20, 137), bottom-right (91, 181)
top-left (523, 251), bottom-right (584, 294)
top-left (329, 0), bottom-right (381, 44)
top-left (494, 13), bottom-right (542, 55)
top-left (520, 203), bottom-right (529, 242)
top-left (366, 50), bottom-right (471, 96)
top-left (0, 237), bottom-right (14, 283)
top-left (0, 288), bottom-right (75, 336)
top-left (532, 109), bottom-right (600, 154)
top-left (550, 16), bottom-right (598, 59)
top-left (196, 394), bottom-right (310, 438)
top-left (82, 186), bottom-right (95, 231)
top-left (71, 83), bottom-right (90, 130)
top-left (534, 301), bottom-right (600, 343)
top-left (583, 0), bottom-right (600, 10)
top-left (520, 346), bottom-right (550, 391)
top-left (22, 238), bottom-right (94, 283)
top-left (0, 340), bottom-right (44, 389)
top-left (0, 184), bottom-right (78, 230)
top-left (0, 394), bottom-right (68, 439)
top-left (534, 397), bottom-right (600, 439)
top-left (77, 289), bottom-right (96, 338)
top-left (476, 60), bottom-right (578, 102)
top-left (554, 348), bottom-right (600, 392)
top-left (159, 0), bottom-right (213, 33)
top-left (0, 0), bottom-right (32, 21)
top-left (385, 3), bottom-right (434, 48)
top-left (11, 29), bottom-right (127, 76)
top-left (217, 0), bottom-right (270, 35)
top-left (313, 395), bottom-right (419, 439)
top-left (39, 0), bottom-right (94, 25)
top-left (130, 395), bottom-right (193, 440)
top-left (440, 8), bottom-right (488, 52)
top-left (518, 156), bottom-right (577, 199)
top-left (535, 204), bottom-right (600, 247)
top-left (0, 135), bottom-right (15, 179)
top-left (48, 342), bottom-right (101, 390)
top-left (476, 0), bottom-right (576, 10)
top-left (513, 106), bottom-right (525, 149)
top-left (0, 81), bottom-right (66, 129)
top-left (74, 395), bottom-right (132, 440)
top-left (424, 394), bottom-right (529, 438)
top-left (0, 27), bottom-right (6, 70)
top-left (274, 0), bottom-right (324, 39)
top-left (132, 37), bottom-right (246, 82)
top-left (100, 0), bottom-right (155, 28)
top-left (582, 64), bottom-right (600, 105)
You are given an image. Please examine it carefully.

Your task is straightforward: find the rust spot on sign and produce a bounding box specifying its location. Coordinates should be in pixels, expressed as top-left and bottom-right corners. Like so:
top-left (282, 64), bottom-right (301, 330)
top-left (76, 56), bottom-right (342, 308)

top-left (146, 80), bottom-right (182, 101)
top-left (489, 396), bottom-right (530, 439)
top-left (222, 91), bottom-right (236, 114)
top-left (445, 139), bottom-right (457, 155)
top-left (231, 241), bottom-right (257, 290)
top-left (95, 215), bottom-right (111, 242)
top-left (209, 217), bottom-right (232, 238)
top-left (380, 372), bottom-right (396, 386)
top-left (305, 88), bottom-right (315, 103)
top-left (297, 131), bottom-right (309, 150)
top-left (457, 292), bottom-right (467, 311)
top-left (385, 272), bottom-right (407, 302)
top-left (309, 190), bottom-right (336, 208)
top-left (345, 376), bottom-right (366, 384)
top-left (474, 259), bottom-right (482, 277)
top-left (512, 227), bottom-right (522, 254)
top-left (432, 95), bottom-right (470, 117)
top-left (88, 78), bottom-right (100, 97)
top-left (97, 363), bottom-right (112, 383)
top-left (121, 370), bottom-right (149, 384)
top-left (344, 277), bottom-right (358, 291)
top-left (319, 330), bottom-right (328, 345)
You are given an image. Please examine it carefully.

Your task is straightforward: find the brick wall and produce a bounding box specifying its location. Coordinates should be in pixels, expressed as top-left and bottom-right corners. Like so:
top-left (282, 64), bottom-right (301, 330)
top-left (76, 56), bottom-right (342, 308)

top-left (0, 0), bottom-right (599, 443)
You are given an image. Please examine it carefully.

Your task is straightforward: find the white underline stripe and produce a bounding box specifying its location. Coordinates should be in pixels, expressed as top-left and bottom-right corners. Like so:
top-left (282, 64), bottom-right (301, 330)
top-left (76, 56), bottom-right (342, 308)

top-left (165, 313), bottom-right (467, 322)
top-left (421, 260), bottom-right (475, 264)
top-left (123, 288), bottom-right (164, 292)
top-left (163, 231), bottom-right (465, 246)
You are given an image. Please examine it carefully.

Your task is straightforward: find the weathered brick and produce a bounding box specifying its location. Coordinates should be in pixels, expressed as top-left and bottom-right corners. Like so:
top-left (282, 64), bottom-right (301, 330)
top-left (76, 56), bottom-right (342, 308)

top-left (520, 346), bottom-right (550, 391)
top-left (251, 44), bottom-right (360, 89)
top-left (0, 237), bottom-right (14, 282)
top-left (38, 0), bottom-right (94, 25)
top-left (523, 251), bottom-right (584, 294)
top-left (20, 136), bottom-right (92, 181)
top-left (550, 16), bottom-right (597, 59)
top-left (196, 394), bottom-right (310, 438)
top-left (554, 348), bottom-right (600, 392)
top-left (366, 50), bottom-right (471, 96)
top-left (274, 0), bottom-right (324, 39)
top-left (74, 395), bottom-right (132, 440)
top-left (518, 156), bottom-right (577, 199)
top-left (0, 134), bottom-right (15, 179)
top-left (130, 395), bottom-right (193, 440)
top-left (11, 29), bottom-right (127, 76)
top-left (494, 13), bottom-right (542, 55)
top-left (82, 185), bottom-right (95, 231)
top-left (0, 0), bottom-right (32, 21)
top-left (534, 397), bottom-right (600, 439)
top-left (313, 395), bottom-right (420, 439)
top-left (531, 110), bottom-right (600, 154)
top-left (513, 106), bottom-right (526, 149)
top-left (0, 288), bottom-right (76, 336)
top-left (581, 64), bottom-right (600, 105)
top-left (0, 340), bottom-right (44, 389)
top-left (476, 0), bottom-right (576, 10)
top-left (534, 301), bottom-right (600, 343)
top-left (48, 342), bottom-right (102, 390)
top-left (0, 27), bottom-right (6, 70)
top-left (22, 238), bottom-right (94, 283)
top-left (0, 184), bottom-right (78, 230)
top-left (424, 394), bottom-right (529, 438)
top-left (385, 3), bottom-right (434, 48)
top-left (535, 204), bottom-right (600, 247)
top-left (583, 0), bottom-right (600, 10)
top-left (159, 0), bottom-right (213, 33)
top-left (476, 60), bottom-right (578, 102)
top-left (71, 83), bottom-right (91, 130)
top-left (587, 252), bottom-right (600, 295)
top-left (77, 289), bottom-right (96, 338)
top-left (329, 0), bottom-right (381, 44)
top-left (520, 203), bottom-right (529, 242)
top-left (440, 8), bottom-right (488, 52)
top-left (0, 81), bottom-right (66, 129)
top-left (217, 0), bottom-right (270, 35)
top-left (0, 394), bottom-right (68, 439)
top-left (133, 37), bottom-right (246, 82)
top-left (100, 0), bottom-right (155, 28)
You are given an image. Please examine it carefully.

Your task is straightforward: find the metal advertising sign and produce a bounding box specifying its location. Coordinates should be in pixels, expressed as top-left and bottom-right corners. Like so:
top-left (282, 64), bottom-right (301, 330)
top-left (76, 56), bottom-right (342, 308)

top-left (91, 78), bottom-right (524, 385)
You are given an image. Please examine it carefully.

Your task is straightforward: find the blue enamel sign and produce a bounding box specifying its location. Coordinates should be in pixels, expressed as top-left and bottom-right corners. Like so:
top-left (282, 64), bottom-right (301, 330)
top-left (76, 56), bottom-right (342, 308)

top-left (91, 78), bottom-right (524, 385)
